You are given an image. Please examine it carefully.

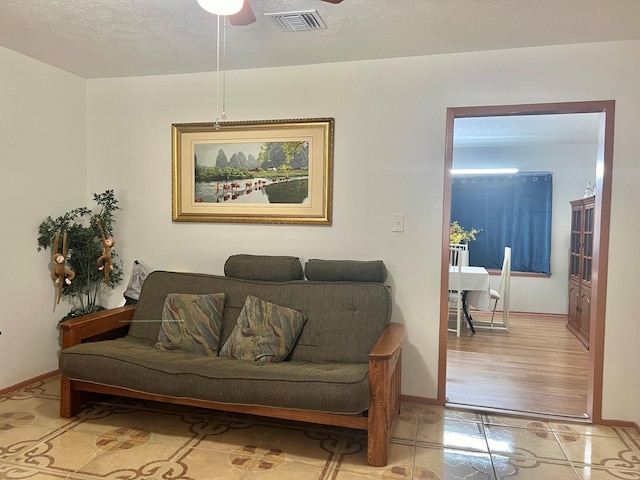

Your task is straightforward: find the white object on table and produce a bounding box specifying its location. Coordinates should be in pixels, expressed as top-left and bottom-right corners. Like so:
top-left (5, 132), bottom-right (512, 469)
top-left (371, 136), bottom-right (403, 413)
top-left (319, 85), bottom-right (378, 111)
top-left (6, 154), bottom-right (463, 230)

top-left (448, 265), bottom-right (491, 311)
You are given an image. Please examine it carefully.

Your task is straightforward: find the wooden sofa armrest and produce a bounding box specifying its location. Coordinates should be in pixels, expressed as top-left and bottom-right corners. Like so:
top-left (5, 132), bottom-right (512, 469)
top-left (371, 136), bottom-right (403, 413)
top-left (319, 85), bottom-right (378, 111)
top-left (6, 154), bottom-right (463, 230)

top-left (370, 322), bottom-right (405, 361)
top-left (367, 322), bottom-right (405, 467)
top-left (60, 305), bottom-right (136, 348)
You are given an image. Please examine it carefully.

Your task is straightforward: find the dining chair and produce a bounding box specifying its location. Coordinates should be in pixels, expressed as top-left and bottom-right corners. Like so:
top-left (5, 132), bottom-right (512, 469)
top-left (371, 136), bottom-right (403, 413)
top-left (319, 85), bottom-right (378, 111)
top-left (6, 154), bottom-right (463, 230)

top-left (448, 245), bottom-right (463, 337)
top-left (488, 246), bottom-right (511, 330)
top-left (449, 243), bottom-right (469, 267)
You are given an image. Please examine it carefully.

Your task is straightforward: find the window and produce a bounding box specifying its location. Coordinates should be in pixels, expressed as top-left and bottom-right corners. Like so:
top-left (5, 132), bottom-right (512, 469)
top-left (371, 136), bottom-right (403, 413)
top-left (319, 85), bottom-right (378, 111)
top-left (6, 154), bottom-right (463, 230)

top-left (451, 172), bottom-right (552, 274)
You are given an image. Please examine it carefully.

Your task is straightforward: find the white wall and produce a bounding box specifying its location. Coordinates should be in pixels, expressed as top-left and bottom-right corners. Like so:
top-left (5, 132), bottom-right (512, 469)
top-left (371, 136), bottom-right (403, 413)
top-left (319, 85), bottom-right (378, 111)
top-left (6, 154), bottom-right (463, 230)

top-left (85, 39), bottom-right (640, 424)
top-left (3, 39), bottom-right (637, 427)
top-left (0, 47), bottom-right (87, 388)
top-left (454, 143), bottom-right (597, 314)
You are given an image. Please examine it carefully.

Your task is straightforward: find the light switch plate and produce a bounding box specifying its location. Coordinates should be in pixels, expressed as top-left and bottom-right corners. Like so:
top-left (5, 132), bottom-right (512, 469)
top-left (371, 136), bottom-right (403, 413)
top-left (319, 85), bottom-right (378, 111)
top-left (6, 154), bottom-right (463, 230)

top-left (392, 214), bottom-right (405, 232)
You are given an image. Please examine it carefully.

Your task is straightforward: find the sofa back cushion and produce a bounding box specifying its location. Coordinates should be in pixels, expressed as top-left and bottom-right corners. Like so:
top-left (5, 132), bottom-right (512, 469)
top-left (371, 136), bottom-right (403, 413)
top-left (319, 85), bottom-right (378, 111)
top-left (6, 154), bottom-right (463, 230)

top-left (224, 254), bottom-right (304, 281)
top-left (128, 271), bottom-right (391, 364)
top-left (304, 259), bottom-right (387, 282)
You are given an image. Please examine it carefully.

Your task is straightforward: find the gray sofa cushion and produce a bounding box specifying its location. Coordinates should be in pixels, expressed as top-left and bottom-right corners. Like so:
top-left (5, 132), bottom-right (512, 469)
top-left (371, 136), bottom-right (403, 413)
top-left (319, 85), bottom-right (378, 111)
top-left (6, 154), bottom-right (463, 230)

top-left (224, 254), bottom-right (304, 281)
top-left (59, 338), bottom-right (370, 414)
top-left (128, 271), bottom-right (391, 364)
top-left (304, 259), bottom-right (388, 283)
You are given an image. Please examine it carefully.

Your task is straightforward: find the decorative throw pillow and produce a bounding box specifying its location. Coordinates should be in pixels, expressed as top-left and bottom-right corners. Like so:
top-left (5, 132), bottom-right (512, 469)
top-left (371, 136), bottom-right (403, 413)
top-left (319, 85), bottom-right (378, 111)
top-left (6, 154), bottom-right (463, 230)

top-left (155, 293), bottom-right (225, 356)
top-left (219, 295), bottom-right (307, 363)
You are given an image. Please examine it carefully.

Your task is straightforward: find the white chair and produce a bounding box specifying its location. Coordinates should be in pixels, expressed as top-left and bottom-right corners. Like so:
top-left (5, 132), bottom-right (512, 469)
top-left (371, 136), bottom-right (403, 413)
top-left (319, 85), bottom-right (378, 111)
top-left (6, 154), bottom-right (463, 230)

top-left (476, 247), bottom-right (511, 331)
top-left (447, 246), bottom-right (463, 337)
top-left (449, 243), bottom-right (469, 267)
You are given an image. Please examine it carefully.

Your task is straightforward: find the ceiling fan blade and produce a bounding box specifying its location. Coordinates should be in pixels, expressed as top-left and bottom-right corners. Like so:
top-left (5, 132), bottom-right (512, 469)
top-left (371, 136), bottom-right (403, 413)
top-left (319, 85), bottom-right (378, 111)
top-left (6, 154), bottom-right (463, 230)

top-left (229, 0), bottom-right (256, 26)
top-left (321, 0), bottom-right (344, 3)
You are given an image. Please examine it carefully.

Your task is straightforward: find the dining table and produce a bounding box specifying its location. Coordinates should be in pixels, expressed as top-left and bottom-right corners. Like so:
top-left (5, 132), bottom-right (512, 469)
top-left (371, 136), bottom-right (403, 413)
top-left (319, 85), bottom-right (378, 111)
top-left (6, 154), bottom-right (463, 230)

top-left (448, 265), bottom-right (491, 332)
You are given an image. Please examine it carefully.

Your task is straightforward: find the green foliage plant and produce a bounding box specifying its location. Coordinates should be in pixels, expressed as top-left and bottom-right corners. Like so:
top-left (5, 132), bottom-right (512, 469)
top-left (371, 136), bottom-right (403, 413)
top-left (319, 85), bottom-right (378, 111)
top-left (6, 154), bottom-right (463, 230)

top-left (37, 190), bottom-right (123, 321)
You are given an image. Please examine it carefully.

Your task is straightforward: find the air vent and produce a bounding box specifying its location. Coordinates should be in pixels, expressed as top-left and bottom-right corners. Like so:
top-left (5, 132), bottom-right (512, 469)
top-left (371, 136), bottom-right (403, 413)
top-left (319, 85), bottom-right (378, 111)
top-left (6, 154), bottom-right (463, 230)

top-left (266, 10), bottom-right (327, 31)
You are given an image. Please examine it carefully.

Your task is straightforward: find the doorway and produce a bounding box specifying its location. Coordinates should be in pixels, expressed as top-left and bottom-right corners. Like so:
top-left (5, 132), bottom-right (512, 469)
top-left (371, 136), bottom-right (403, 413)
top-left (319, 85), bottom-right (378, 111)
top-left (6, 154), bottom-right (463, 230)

top-left (438, 101), bottom-right (615, 422)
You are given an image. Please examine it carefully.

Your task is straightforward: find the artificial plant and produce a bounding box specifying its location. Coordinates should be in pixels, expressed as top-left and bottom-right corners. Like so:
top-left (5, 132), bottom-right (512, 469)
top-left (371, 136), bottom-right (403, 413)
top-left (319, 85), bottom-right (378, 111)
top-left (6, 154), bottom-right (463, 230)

top-left (37, 190), bottom-right (123, 321)
top-left (449, 221), bottom-right (482, 244)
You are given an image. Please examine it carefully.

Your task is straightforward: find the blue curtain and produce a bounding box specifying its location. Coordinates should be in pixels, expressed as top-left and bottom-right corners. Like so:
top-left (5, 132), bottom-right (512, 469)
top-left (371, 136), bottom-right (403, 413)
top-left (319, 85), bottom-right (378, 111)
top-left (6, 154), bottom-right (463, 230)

top-left (451, 172), bottom-right (552, 274)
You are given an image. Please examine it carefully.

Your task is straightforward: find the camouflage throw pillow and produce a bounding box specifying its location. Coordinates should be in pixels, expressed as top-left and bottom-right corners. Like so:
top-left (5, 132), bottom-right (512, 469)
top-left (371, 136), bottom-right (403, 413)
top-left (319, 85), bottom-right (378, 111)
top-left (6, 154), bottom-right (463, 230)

top-left (219, 295), bottom-right (307, 363)
top-left (155, 293), bottom-right (226, 356)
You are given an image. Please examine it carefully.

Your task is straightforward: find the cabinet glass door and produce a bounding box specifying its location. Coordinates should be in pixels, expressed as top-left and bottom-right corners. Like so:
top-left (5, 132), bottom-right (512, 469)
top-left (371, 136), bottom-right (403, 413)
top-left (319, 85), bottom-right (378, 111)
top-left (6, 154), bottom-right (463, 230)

top-left (582, 205), bottom-right (594, 284)
top-left (570, 208), bottom-right (582, 279)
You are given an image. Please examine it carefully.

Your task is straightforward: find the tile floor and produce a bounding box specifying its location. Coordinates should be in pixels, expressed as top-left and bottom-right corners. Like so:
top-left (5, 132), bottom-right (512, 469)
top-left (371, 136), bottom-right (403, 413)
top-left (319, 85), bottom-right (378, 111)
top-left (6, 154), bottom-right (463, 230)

top-left (1, 376), bottom-right (639, 479)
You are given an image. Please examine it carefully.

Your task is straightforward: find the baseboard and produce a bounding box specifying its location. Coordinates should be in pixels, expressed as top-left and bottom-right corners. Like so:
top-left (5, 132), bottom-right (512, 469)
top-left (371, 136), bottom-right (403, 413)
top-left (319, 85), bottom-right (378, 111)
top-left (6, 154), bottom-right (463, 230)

top-left (400, 394), bottom-right (443, 406)
top-left (400, 394), bottom-right (639, 433)
top-left (0, 370), bottom-right (59, 395)
top-left (471, 309), bottom-right (567, 319)
top-left (511, 311), bottom-right (567, 319)
top-left (600, 418), bottom-right (640, 435)
top-left (4, 373), bottom-right (637, 435)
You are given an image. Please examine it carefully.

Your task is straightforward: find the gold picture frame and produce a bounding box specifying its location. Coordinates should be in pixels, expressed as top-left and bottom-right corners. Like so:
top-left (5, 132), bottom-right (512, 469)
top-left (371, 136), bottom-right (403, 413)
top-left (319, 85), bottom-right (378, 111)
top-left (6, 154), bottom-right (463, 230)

top-left (172, 118), bottom-right (334, 224)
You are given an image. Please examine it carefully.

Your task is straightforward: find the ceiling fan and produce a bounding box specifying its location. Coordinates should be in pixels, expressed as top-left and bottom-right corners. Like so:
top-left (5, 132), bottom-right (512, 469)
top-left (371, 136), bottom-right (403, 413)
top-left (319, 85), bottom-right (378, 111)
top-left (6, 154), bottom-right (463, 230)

top-left (198, 0), bottom-right (344, 26)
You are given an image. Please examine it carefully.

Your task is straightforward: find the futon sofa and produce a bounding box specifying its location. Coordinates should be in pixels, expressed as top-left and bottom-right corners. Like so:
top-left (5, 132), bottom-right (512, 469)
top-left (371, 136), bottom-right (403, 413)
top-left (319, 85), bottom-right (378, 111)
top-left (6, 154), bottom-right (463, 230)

top-left (58, 255), bottom-right (405, 467)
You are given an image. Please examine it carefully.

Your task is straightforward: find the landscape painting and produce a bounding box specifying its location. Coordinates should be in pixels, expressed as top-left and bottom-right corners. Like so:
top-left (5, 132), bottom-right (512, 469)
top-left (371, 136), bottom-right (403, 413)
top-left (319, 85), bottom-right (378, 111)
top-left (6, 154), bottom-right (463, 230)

top-left (172, 118), bottom-right (333, 224)
top-left (193, 141), bottom-right (310, 205)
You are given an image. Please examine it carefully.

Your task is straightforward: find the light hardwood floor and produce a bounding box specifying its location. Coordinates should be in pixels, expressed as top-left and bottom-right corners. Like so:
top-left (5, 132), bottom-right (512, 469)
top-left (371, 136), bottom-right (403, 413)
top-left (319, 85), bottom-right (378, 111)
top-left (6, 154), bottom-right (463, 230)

top-left (446, 312), bottom-right (589, 418)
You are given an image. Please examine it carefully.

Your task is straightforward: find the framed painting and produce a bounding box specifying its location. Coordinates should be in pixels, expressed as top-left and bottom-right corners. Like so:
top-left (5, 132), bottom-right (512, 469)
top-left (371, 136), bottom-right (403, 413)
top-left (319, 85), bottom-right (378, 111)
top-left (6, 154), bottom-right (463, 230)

top-left (172, 118), bottom-right (334, 224)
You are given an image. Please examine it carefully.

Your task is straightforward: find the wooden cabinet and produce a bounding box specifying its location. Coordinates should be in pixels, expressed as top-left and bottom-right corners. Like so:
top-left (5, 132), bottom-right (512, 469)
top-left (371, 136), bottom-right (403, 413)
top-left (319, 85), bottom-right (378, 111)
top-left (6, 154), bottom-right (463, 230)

top-left (567, 196), bottom-right (594, 349)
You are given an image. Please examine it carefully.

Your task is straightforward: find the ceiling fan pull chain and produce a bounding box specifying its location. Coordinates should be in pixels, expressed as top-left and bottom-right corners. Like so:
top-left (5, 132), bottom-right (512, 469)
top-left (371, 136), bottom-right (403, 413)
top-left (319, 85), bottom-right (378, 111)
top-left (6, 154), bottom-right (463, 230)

top-left (213, 14), bottom-right (228, 130)
top-left (221, 15), bottom-right (227, 120)
top-left (215, 14), bottom-right (221, 127)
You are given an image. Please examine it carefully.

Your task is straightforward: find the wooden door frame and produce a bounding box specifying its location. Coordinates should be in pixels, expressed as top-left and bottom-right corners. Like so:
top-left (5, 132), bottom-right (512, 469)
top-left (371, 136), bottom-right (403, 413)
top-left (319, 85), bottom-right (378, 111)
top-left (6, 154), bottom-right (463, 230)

top-left (438, 100), bottom-right (615, 422)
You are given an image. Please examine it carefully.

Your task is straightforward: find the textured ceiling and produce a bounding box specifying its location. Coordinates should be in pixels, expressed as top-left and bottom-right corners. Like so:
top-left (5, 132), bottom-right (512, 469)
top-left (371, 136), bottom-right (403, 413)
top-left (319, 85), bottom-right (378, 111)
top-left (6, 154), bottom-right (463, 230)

top-left (454, 113), bottom-right (602, 148)
top-left (1, 0), bottom-right (640, 79)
